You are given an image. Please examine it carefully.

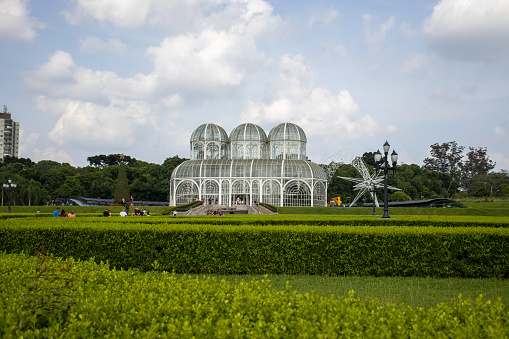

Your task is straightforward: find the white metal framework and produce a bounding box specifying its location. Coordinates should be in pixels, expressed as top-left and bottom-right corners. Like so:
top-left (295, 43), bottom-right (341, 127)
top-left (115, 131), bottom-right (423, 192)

top-left (337, 157), bottom-right (400, 207)
top-left (170, 122), bottom-right (328, 207)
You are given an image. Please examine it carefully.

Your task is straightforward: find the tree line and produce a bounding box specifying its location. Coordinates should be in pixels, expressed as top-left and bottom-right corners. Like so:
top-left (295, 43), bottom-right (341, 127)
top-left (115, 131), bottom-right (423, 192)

top-left (0, 155), bottom-right (187, 206)
top-left (327, 142), bottom-right (507, 203)
top-left (0, 142), bottom-right (506, 206)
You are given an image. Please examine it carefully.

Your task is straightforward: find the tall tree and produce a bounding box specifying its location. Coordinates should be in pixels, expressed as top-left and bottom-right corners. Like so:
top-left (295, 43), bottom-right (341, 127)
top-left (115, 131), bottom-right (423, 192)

top-left (423, 141), bottom-right (464, 195)
top-left (460, 147), bottom-right (496, 193)
top-left (114, 157), bottom-right (130, 203)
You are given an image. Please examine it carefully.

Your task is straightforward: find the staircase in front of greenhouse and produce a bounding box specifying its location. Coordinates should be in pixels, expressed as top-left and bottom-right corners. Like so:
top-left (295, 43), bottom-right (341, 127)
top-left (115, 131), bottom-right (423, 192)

top-left (186, 204), bottom-right (276, 216)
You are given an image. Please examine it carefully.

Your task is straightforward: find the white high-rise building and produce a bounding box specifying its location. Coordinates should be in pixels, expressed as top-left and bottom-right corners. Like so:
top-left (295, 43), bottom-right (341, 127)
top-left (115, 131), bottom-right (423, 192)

top-left (0, 105), bottom-right (20, 161)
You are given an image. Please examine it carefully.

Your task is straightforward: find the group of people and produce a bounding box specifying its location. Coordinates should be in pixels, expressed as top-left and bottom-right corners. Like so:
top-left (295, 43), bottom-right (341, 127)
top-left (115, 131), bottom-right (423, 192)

top-left (52, 207), bottom-right (76, 217)
top-left (118, 207), bottom-right (150, 216)
top-left (206, 209), bottom-right (223, 216)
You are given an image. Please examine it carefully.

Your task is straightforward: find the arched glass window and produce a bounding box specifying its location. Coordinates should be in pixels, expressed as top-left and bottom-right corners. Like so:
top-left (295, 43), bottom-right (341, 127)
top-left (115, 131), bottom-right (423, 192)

top-left (313, 182), bottom-right (326, 207)
top-left (192, 142), bottom-right (204, 160)
top-left (175, 180), bottom-right (199, 205)
top-left (206, 142), bottom-right (220, 159)
top-left (262, 180), bottom-right (281, 206)
top-left (284, 180), bottom-right (311, 206)
top-left (202, 180), bottom-right (219, 205)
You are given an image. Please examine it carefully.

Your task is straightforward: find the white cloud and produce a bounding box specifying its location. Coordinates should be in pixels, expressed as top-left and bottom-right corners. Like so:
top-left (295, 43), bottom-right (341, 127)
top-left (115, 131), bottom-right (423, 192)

top-left (62, 0), bottom-right (280, 35)
top-left (399, 22), bottom-right (416, 39)
top-left (240, 54), bottom-right (380, 141)
top-left (62, 0), bottom-right (152, 28)
top-left (22, 1), bottom-right (280, 163)
top-left (423, 0), bottom-right (509, 62)
top-left (0, 0), bottom-right (44, 42)
top-left (79, 36), bottom-right (127, 55)
top-left (41, 98), bottom-right (152, 147)
top-left (362, 14), bottom-right (395, 55)
top-left (307, 8), bottom-right (339, 28)
top-left (20, 129), bottom-right (74, 163)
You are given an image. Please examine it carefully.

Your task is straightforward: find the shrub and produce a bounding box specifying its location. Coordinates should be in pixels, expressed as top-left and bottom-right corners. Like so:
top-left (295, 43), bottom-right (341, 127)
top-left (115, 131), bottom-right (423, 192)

top-left (1, 252), bottom-right (508, 338)
top-left (1, 219), bottom-right (508, 278)
top-left (161, 200), bottom-right (203, 215)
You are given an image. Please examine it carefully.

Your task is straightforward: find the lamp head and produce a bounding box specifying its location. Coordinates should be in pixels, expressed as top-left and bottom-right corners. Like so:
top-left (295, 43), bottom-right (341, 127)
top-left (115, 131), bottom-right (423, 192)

top-left (383, 141), bottom-right (390, 154)
top-left (391, 150), bottom-right (398, 164)
top-left (374, 150), bottom-right (382, 163)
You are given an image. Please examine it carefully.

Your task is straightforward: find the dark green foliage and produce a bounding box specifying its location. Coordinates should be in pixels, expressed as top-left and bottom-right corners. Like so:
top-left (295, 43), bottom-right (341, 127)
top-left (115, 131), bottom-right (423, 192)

top-left (2, 252), bottom-right (508, 338)
top-left (21, 240), bottom-right (76, 330)
top-left (1, 218), bottom-right (508, 278)
top-left (113, 161), bottom-right (130, 203)
top-left (0, 155), bottom-right (187, 205)
top-left (161, 200), bottom-right (202, 214)
top-left (259, 202), bottom-right (281, 213)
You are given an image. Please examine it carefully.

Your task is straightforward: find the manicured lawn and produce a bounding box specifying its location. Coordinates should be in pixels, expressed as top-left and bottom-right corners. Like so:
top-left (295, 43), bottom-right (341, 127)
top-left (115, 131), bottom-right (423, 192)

top-left (197, 274), bottom-right (509, 309)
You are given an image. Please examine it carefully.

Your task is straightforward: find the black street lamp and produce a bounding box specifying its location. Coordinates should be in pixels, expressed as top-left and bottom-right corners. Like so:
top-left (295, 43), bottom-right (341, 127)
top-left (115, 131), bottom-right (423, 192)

top-left (3, 179), bottom-right (17, 213)
top-left (374, 141), bottom-right (398, 219)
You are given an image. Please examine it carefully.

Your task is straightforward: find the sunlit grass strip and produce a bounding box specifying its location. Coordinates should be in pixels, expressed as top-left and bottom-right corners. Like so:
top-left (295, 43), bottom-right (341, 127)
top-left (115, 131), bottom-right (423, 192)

top-left (1, 252), bottom-right (508, 338)
top-left (3, 214), bottom-right (508, 228)
top-left (201, 274), bottom-right (509, 309)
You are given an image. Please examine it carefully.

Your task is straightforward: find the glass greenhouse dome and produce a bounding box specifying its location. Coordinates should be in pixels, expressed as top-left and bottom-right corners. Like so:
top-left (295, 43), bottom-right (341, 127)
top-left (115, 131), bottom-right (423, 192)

top-left (170, 122), bottom-right (327, 207)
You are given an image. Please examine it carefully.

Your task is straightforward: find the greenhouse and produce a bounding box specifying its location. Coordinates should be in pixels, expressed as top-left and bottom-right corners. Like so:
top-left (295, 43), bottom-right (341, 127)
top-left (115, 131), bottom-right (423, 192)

top-left (169, 123), bottom-right (328, 207)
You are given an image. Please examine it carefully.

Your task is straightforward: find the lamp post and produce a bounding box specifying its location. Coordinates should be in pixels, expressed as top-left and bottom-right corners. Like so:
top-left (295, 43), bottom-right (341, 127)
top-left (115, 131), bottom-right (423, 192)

top-left (374, 141), bottom-right (398, 219)
top-left (3, 179), bottom-right (17, 213)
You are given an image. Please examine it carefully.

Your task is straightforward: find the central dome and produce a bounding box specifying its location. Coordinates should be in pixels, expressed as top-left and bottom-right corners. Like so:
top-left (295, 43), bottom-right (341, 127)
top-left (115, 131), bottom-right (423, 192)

top-left (230, 123), bottom-right (268, 159)
top-left (230, 123), bottom-right (268, 143)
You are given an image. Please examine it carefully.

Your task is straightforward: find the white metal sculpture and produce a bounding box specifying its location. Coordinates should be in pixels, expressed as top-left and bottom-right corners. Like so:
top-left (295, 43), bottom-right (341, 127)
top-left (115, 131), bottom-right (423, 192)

top-left (337, 157), bottom-right (400, 207)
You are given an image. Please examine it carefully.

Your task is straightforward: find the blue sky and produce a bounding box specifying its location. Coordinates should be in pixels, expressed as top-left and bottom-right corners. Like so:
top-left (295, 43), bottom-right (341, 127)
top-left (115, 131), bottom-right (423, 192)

top-left (1, 0), bottom-right (508, 169)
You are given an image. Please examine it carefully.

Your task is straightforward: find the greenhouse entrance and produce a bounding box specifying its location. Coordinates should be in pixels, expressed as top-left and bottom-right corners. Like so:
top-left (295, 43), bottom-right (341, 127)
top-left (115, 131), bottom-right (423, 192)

top-left (232, 194), bottom-right (250, 206)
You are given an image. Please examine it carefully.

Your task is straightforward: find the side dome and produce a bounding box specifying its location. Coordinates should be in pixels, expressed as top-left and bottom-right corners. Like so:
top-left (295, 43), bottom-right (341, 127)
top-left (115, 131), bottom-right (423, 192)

top-left (190, 123), bottom-right (229, 160)
top-left (191, 123), bottom-right (229, 143)
top-left (230, 123), bottom-right (268, 159)
top-left (230, 123), bottom-right (268, 143)
top-left (268, 123), bottom-right (307, 160)
top-left (268, 122), bottom-right (307, 143)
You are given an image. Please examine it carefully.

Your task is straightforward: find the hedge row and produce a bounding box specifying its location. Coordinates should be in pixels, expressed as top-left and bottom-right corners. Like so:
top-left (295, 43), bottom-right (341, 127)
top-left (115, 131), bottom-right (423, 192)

top-left (2, 213), bottom-right (509, 228)
top-left (1, 218), bottom-right (508, 277)
top-left (1, 252), bottom-right (508, 338)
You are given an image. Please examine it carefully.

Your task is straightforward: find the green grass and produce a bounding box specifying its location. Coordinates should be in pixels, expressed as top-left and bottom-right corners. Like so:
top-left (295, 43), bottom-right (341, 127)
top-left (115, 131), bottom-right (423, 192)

top-left (3, 199), bottom-right (509, 216)
top-left (281, 199), bottom-right (509, 217)
top-left (195, 274), bottom-right (509, 309)
top-left (2, 201), bottom-right (508, 311)
top-left (0, 205), bottom-right (170, 215)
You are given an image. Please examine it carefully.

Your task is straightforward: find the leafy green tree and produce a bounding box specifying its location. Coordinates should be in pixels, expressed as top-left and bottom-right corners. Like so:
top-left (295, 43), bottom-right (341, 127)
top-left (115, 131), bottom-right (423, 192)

top-left (114, 160), bottom-right (130, 203)
top-left (460, 147), bottom-right (496, 193)
top-left (423, 141), bottom-right (464, 195)
top-left (390, 191), bottom-right (411, 202)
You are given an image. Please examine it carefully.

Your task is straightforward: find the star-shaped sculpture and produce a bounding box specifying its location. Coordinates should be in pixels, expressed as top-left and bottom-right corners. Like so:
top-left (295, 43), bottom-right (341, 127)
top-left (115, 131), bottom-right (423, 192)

top-left (337, 157), bottom-right (400, 207)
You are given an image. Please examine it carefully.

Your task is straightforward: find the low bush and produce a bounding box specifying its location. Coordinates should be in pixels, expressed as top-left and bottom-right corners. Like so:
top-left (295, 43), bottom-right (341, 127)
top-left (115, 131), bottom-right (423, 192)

top-left (1, 252), bottom-right (508, 338)
top-left (161, 201), bottom-right (203, 215)
top-left (259, 202), bottom-right (281, 214)
top-left (1, 218), bottom-right (508, 277)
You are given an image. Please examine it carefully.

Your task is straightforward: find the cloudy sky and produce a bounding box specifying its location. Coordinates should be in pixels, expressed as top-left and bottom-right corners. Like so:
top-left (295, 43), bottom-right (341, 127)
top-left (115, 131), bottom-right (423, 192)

top-left (1, 0), bottom-right (508, 169)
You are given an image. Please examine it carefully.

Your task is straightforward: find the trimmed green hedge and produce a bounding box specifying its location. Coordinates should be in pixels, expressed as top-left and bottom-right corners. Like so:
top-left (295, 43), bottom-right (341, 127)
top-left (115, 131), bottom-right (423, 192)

top-left (161, 200), bottom-right (203, 215)
top-left (1, 218), bottom-right (508, 277)
top-left (259, 202), bottom-right (281, 214)
top-left (1, 252), bottom-right (508, 338)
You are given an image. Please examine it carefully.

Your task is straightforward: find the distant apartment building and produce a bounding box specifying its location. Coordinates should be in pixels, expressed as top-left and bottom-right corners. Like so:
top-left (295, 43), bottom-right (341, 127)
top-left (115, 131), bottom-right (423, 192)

top-left (0, 105), bottom-right (20, 161)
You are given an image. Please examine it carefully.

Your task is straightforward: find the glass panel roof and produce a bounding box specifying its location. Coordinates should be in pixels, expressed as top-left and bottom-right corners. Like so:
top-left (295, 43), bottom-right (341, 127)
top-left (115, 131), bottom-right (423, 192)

top-left (171, 159), bottom-right (327, 180)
